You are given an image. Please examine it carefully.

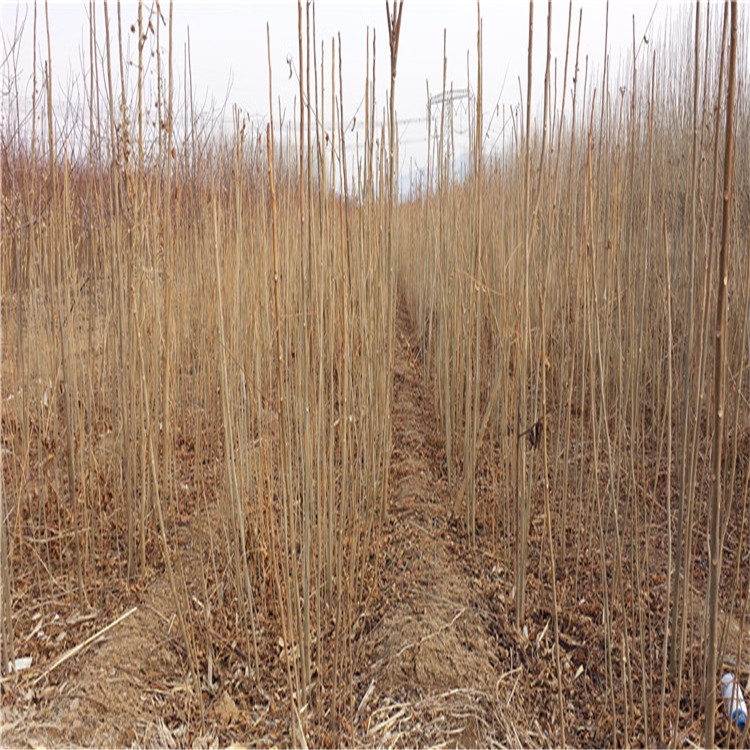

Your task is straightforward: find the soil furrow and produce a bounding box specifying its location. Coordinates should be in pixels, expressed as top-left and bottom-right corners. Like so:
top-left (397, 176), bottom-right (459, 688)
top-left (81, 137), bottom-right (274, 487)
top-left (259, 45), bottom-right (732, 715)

top-left (353, 301), bottom-right (504, 749)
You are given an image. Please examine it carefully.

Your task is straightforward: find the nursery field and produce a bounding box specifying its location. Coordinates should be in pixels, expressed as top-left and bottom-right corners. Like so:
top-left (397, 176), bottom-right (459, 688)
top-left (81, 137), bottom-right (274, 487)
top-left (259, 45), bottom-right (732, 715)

top-left (2, 1), bottom-right (750, 747)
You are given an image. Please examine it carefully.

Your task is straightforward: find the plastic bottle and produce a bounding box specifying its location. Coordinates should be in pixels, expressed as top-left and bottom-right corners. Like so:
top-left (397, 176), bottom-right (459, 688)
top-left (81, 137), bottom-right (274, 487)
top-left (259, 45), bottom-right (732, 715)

top-left (721, 672), bottom-right (747, 732)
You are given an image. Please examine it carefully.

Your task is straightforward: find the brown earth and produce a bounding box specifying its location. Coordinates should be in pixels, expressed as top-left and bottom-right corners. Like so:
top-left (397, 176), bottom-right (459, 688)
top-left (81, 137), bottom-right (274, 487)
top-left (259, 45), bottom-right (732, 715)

top-left (0, 494), bottom-right (281, 748)
top-left (1, 299), bottom-right (541, 749)
top-left (350, 302), bottom-right (529, 748)
top-left (5, 299), bottom-right (748, 748)
top-left (2, 301), bottom-right (530, 749)
top-left (0, 440), bottom-right (289, 747)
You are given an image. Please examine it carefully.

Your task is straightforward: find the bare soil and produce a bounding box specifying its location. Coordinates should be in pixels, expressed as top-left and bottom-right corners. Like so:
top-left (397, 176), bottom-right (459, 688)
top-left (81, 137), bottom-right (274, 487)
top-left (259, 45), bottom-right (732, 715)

top-left (1, 300), bottom-right (534, 749)
top-left (3, 300), bottom-right (749, 748)
top-left (351, 303), bottom-right (517, 748)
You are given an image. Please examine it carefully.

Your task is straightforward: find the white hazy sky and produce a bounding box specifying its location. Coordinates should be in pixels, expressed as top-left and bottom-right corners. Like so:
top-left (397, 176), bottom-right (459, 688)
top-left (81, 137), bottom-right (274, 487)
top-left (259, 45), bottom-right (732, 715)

top-left (2, 0), bottom-right (677, 179)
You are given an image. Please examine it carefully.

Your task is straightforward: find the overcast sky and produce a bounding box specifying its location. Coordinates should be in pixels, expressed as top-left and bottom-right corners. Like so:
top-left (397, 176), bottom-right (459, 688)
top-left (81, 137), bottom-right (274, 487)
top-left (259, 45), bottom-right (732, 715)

top-left (3, 0), bottom-right (678, 182)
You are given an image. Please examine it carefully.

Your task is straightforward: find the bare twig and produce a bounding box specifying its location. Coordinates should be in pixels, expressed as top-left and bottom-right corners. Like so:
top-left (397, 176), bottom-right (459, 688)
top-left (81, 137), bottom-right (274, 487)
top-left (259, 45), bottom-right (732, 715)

top-left (31, 606), bottom-right (137, 686)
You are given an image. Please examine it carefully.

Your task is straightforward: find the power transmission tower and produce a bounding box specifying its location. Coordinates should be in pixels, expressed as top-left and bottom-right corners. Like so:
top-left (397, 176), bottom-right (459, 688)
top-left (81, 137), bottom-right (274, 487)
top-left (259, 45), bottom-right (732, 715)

top-left (427, 88), bottom-right (475, 170)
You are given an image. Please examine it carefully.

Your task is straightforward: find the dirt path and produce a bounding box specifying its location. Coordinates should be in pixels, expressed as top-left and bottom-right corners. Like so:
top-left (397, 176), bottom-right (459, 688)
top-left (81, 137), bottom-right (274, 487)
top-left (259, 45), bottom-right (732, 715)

top-left (352, 302), bottom-right (516, 748)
